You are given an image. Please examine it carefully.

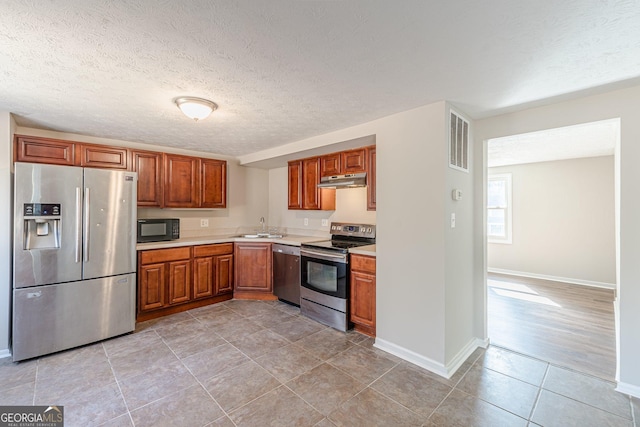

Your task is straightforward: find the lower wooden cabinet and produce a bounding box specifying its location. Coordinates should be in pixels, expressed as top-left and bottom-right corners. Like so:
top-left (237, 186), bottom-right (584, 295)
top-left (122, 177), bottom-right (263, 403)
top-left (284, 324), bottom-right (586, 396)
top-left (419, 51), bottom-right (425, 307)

top-left (193, 243), bottom-right (234, 299)
top-left (350, 254), bottom-right (376, 337)
top-left (233, 242), bottom-right (275, 300)
top-left (137, 243), bottom-right (233, 321)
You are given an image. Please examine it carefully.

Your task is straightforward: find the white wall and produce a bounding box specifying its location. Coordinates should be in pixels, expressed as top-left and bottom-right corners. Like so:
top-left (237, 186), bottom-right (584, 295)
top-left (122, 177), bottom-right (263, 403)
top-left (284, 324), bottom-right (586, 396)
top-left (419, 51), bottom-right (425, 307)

top-left (268, 166), bottom-right (376, 237)
top-left (488, 156), bottom-right (616, 286)
top-left (475, 84), bottom-right (640, 396)
top-left (0, 112), bottom-right (15, 357)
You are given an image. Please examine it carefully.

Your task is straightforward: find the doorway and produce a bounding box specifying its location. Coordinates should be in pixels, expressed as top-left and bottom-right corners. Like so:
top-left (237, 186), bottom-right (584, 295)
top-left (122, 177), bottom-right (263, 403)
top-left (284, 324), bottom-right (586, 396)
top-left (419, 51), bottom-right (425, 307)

top-left (485, 119), bottom-right (619, 381)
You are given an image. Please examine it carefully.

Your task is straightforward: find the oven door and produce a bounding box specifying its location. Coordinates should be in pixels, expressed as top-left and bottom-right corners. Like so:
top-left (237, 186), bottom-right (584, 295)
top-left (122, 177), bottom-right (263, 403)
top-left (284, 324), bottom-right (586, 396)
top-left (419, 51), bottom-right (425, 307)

top-left (300, 249), bottom-right (348, 299)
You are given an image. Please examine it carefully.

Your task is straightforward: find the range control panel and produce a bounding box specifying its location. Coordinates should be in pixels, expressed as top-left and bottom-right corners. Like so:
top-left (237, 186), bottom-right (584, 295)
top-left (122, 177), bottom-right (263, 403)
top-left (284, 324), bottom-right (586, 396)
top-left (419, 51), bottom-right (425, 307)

top-left (330, 222), bottom-right (376, 239)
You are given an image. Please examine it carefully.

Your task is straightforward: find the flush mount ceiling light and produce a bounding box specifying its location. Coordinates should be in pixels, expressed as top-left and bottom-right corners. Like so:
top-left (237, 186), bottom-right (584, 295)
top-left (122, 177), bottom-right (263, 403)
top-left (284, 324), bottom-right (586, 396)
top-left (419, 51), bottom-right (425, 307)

top-left (175, 97), bottom-right (218, 121)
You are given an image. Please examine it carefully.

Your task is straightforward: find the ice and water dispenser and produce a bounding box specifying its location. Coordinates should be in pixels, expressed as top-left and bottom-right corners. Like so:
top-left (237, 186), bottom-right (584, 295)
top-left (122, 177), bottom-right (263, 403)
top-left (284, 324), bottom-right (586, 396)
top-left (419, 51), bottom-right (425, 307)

top-left (22, 203), bottom-right (62, 250)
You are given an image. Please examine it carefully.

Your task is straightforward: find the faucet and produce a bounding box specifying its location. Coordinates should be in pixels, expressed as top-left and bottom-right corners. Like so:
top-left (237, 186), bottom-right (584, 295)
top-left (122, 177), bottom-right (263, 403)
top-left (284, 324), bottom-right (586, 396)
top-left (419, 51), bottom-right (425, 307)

top-left (260, 216), bottom-right (265, 232)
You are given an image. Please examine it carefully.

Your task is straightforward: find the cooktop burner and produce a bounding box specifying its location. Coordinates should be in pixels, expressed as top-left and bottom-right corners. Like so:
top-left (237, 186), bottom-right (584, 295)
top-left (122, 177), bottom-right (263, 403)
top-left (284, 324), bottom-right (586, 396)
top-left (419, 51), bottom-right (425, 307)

top-left (301, 222), bottom-right (376, 253)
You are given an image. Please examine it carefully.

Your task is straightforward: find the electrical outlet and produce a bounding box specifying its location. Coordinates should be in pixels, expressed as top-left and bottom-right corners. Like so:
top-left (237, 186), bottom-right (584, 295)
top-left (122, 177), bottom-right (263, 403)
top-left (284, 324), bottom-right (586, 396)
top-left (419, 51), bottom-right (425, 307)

top-left (304, 218), bottom-right (309, 226)
top-left (200, 219), bottom-right (209, 227)
top-left (321, 219), bottom-right (328, 227)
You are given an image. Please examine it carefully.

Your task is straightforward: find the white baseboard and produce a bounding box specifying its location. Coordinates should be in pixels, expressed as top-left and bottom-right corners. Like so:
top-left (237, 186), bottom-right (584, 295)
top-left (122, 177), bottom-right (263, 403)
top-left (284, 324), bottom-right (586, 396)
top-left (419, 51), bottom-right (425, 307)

top-left (0, 348), bottom-right (11, 359)
top-left (374, 337), bottom-right (487, 379)
top-left (616, 381), bottom-right (640, 399)
top-left (488, 268), bottom-right (616, 290)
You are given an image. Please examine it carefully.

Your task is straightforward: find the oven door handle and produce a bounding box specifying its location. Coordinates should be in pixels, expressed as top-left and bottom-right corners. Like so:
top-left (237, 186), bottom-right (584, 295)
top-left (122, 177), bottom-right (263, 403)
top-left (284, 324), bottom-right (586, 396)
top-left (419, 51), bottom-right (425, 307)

top-left (300, 249), bottom-right (348, 263)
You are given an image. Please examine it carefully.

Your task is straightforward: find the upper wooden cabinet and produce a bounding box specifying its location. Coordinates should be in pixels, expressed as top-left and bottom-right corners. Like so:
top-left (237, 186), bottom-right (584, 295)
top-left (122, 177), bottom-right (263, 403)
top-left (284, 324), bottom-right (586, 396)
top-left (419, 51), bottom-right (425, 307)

top-left (14, 135), bottom-right (227, 209)
top-left (14, 135), bottom-right (79, 166)
top-left (81, 144), bottom-right (129, 169)
top-left (163, 154), bottom-right (200, 208)
top-left (163, 154), bottom-right (227, 209)
top-left (288, 157), bottom-right (335, 211)
top-left (341, 148), bottom-right (367, 174)
top-left (288, 160), bottom-right (303, 209)
top-left (367, 145), bottom-right (376, 211)
top-left (201, 158), bottom-right (227, 208)
top-left (131, 150), bottom-right (163, 207)
top-left (320, 153), bottom-right (341, 176)
top-left (320, 148), bottom-right (366, 177)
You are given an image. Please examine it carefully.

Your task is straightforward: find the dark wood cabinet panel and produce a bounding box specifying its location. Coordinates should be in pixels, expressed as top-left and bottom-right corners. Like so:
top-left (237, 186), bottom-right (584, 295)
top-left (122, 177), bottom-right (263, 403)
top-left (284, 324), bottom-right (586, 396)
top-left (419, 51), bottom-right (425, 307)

top-left (341, 148), bottom-right (367, 174)
top-left (320, 153), bottom-right (341, 176)
top-left (81, 144), bottom-right (129, 169)
top-left (350, 254), bottom-right (376, 337)
top-left (139, 262), bottom-right (166, 312)
top-left (14, 135), bottom-right (79, 166)
top-left (215, 254), bottom-right (234, 296)
top-left (163, 154), bottom-right (200, 208)
top-left (288, 160), bottom-right (303, 210)
top-left (234, 243), bottom-right (273, 296)
top-left (201, 158), bottom-right (227, 208)
top-left (131, 150), bottom-right (163, 207)
top-left (193, 256), bottom-right (214, 300)
top-left (168, 260), bottom-right (191, 305)
top-left (302, 157), bottom-right (321, 210)
top-left (367, 146), bottom-right (376, 211)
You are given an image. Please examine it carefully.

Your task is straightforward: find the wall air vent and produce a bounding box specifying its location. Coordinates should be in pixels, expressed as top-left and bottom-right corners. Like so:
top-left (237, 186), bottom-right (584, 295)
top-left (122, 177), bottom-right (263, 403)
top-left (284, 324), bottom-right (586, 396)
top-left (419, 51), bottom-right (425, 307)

top-left (449, 109), bottom-right (470, 172)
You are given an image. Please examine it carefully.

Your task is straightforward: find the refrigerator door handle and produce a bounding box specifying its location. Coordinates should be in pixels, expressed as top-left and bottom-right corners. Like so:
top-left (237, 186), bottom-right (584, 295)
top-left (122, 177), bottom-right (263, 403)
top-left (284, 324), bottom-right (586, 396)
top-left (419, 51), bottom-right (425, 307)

top-left (83, 187), bottom-right (90, 263)
top-left (75, 187), bottom-right (82, 263)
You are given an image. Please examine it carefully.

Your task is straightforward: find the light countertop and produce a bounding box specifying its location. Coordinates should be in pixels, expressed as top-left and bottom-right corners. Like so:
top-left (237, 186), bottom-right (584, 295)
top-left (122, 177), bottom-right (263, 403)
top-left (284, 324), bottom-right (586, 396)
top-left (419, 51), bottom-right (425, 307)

top-left (137, 234), bottom-right (376, 256)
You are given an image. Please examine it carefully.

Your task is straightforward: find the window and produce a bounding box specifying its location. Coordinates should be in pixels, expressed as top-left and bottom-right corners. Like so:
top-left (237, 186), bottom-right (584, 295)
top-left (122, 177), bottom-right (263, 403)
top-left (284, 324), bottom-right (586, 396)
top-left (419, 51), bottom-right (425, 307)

top-left (488, 173), bottom-right (512, 243)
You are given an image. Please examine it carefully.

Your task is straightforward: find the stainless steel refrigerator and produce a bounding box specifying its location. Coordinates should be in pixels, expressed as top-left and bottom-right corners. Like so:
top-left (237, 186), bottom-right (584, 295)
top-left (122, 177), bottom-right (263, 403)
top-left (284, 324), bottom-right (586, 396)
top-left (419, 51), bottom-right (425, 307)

top-left (12, 162), bottom-right (137, 361)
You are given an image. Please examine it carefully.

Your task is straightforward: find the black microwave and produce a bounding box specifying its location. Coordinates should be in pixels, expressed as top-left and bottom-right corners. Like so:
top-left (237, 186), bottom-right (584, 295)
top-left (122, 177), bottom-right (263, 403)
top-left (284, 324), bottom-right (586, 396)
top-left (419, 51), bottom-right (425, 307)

top-left (137, 218), bottom-right (180, 243)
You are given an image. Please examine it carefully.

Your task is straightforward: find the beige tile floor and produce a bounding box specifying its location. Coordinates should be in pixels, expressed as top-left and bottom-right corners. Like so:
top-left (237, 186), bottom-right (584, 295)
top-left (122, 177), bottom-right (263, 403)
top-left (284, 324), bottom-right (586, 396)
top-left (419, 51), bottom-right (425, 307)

top-left (0, 299), bottom-right (638, 426)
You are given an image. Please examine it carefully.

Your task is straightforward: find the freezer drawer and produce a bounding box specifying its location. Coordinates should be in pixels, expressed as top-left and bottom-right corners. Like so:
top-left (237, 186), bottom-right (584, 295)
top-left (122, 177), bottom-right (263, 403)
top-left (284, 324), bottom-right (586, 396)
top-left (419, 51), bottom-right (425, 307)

top-left (12, 273), bottom-right (136, 361)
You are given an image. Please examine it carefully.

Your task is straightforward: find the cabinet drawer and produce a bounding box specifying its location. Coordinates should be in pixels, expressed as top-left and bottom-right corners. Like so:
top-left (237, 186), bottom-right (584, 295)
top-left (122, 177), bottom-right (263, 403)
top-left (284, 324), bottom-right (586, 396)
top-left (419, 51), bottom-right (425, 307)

top-left (351, 254), bottom-right (375, 273)
top-left (140, 247), bottom-right (191, 264)
top-left (193, 243), bottom-right (234, 257)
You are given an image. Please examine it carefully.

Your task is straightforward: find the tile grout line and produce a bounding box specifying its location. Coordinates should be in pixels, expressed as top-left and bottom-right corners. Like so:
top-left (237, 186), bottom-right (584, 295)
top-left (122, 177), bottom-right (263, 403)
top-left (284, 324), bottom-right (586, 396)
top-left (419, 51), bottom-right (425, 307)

top-left (100, 342), bottom-right (136, 427)
top-left (527, 361), bottom-right (550, 423)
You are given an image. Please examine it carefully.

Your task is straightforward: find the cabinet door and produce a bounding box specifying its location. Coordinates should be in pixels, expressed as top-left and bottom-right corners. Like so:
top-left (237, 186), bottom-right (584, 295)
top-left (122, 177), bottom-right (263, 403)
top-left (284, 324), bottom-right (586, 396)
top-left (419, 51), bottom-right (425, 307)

top-left (132, 150), bottom-right (163, 207)
top-left (367, 146), bottom-right (376, 211)
top-left (14, 135), bottom-right (79, 166)
top-left (193, 256), bottom-right (214, 300)
top-left (201, 158), bottom-right (227, 208)
top-left (81, 144), bottom-right (129, 169)
top-left (234, 243), bottom-right (272, 293)
top-left (215, 254), bottom-right (234, 295)
top-left (139, 262), bottom-right (166, 312)
top-left (168, 259), bottom-right (191, 305)
top-left (350, 270), bottom-right (376, 330)
top-left (288, 160), bottom-right (303, 210)
top-left (341, 148), bottom-right (367, 174)
top-left (302, 157), bottom-right (321, 210)
top-left (320, 153), bottom-right (341, 176)
top-left (164, 154), bottom-right (200, 208)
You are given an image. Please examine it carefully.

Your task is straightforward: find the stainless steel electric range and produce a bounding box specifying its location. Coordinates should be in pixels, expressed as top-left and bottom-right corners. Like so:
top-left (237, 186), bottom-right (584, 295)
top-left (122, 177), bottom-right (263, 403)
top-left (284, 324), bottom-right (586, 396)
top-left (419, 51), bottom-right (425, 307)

top-left (299, 222), bottom-right (376, 331)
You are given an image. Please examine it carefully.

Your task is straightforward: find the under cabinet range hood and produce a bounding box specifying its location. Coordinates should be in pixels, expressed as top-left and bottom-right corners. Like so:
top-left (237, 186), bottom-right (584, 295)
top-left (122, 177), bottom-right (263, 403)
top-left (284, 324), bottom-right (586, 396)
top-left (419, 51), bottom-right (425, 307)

top-left (317, 172), bottom-right (367, 189)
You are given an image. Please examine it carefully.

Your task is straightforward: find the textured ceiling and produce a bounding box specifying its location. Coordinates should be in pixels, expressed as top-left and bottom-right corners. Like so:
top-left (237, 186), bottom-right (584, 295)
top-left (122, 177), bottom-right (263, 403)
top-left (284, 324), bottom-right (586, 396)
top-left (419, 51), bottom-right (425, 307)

top-left (1, 1), bottom-right (639, 157)
top-left (488, 119), bottom-right (618, 167)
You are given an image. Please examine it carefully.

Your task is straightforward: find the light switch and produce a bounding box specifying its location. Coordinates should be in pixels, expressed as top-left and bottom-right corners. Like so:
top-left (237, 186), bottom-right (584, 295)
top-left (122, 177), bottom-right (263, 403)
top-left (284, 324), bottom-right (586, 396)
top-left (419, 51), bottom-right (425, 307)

top-left (321, 219), bottom-right (328, 226)
top-left (304, 218), bottom-right (309, 226)
top-left (450, 213), bottom-right (456, 228)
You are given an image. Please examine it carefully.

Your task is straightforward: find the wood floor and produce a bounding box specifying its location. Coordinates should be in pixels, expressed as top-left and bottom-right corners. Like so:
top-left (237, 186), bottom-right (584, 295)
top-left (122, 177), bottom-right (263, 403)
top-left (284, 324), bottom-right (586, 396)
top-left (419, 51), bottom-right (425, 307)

top-left (487, 272), bottom-right (616, 380)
